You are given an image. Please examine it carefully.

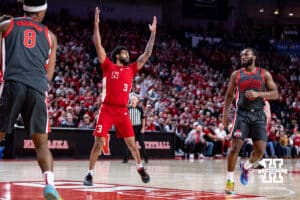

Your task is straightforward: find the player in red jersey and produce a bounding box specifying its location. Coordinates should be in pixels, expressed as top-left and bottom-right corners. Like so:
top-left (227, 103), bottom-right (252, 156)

top-left (83, 7), bottom-right (156, 185)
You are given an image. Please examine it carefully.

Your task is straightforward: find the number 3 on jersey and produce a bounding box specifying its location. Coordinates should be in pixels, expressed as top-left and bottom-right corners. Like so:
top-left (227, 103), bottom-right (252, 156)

top-left (23, 29), bottom-right (36, 48)
top-left (96, 125), bottom-right (103, 134)
top-left (123, 84), bottom-right (128, 92)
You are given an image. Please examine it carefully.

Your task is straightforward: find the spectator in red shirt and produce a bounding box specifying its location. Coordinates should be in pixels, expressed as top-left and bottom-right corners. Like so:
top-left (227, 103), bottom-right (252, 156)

top-left (292, 125), bottom-right (300, 157)
top-left (145, 116), bottom-right (156, 131)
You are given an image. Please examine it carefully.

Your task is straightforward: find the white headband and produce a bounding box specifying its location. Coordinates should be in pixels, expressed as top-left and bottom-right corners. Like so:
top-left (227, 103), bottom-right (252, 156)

top-left (23, 3), bottom-right (47, 12)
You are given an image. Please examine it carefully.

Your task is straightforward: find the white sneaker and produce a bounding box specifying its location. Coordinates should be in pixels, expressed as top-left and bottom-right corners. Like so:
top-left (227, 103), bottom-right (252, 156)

top-left (189, 154), bottom-right (194, 160)
top-left (214, 154), bottom-right (222, 158)
top-left (175, 149), bottom-right (184, 156)
top-left (198, 153), bottom-right (205, 159)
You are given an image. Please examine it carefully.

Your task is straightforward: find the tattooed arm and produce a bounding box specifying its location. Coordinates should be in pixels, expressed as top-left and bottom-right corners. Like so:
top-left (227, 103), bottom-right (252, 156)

top-left (137, 16), bottom-right (157, 70)
top-left (94, 7), bottom-right (106, 64)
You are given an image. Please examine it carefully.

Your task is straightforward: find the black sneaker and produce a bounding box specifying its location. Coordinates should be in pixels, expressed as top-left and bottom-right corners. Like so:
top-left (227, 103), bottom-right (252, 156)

top-left (83, 173), bottom-right (93, 186)
top-left (253, 164), bottom-right (264, 169)
top-left (122, 158), bottom-right (128, 163)
top-left (137, 167), bottom-right (150, 183)
top-left (253, 160), bottom-right (265, 169)
top-left (144, 158), bottom-right (149, 164)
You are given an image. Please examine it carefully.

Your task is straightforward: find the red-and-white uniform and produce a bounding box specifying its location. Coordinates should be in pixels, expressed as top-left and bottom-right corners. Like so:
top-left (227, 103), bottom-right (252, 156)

top-left (94, 57), bottom-right (138, 138)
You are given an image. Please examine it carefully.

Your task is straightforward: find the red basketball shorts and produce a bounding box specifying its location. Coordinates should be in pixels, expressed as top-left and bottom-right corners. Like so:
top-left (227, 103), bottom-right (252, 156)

top-left (93, 104), bottom-right (134, 138)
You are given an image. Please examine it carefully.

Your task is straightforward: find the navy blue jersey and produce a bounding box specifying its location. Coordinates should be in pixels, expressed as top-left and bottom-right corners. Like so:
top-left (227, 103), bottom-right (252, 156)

top-left (236, 67), bottom-right (266, 110)
top-left (2, 17), bottom-right (51, 93)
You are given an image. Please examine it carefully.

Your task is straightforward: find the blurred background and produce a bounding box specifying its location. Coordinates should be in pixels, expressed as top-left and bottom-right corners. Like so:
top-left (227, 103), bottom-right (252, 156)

top-left (0, 0), bottom-right (299, 160)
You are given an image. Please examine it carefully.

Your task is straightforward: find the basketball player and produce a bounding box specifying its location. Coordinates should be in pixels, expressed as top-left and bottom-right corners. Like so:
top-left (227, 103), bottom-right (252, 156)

top-left (0, 0), bottom-right (61, 199)
top-left (222, 48), bottom-right (278, 194)
top-left (83, 7), bottom-right (156, 186)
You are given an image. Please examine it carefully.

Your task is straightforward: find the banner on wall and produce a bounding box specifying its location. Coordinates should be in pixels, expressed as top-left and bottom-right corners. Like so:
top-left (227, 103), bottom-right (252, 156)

top-left (270, 40), bottom-right (300, 55)
top-left (11, 127), bottom-right (175, 159)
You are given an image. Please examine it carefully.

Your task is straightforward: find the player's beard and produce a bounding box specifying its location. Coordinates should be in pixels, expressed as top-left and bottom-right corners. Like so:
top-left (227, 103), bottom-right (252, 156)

top-left (241, 58), bottom-right (254, 68)
top-left (119, 57), bottom-right (129, 66)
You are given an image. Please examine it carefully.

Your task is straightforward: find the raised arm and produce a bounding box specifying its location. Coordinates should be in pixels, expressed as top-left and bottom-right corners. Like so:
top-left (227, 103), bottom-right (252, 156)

top-left (94, 7), bottom-right (106, 64)
top-left (46, 30), bottom-right (57, 81)
top-left (137, 16), bottom-right (157, 70)
top-left (222, 71), bottom-right (238, 127)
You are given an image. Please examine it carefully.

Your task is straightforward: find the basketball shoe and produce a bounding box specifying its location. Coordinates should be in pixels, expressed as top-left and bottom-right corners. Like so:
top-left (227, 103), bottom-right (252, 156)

top-left (137, 167), bottom-right (150, 183)
top-left (225, 180), bottom-right (234, 194)
top-left (240, 162), bottom-right (249, 185)
top-left (83, 173), bottom-right (93, 186)
top-left (43, 184), bottom-right (62, 200)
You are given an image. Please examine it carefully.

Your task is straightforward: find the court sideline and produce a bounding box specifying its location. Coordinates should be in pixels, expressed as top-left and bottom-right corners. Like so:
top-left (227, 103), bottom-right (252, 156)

top-left (0, 158), bottom-right (299, 199)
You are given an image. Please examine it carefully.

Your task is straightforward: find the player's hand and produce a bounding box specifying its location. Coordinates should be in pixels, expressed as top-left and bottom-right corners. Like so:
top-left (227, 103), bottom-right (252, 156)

top-left (95, 7), bottom-right (100, 24)
top-left (245, 90), bottom-right (258, 100)
top-left (141, 128), bottom-right (145, 134)
top-left (148, 16), bottom-right (157, 33)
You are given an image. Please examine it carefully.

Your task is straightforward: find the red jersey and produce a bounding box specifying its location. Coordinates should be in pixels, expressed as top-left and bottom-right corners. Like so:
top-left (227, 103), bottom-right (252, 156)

top-left (101, 57), bottom-right (138, 106)
top-left (293, 135), bottom-right (300, 147)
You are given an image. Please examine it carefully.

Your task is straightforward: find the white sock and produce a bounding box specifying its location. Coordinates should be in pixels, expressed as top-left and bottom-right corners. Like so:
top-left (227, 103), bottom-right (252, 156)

top-left (43, 171), bottom-right (54, 186)
top-left (136, 163), bottom-right (143, 169)
top-left (226, 171), bottom-right (234, 182)
top-left (244, 159), bottom-right (253, 170)
top-left (88, 170), bottom-right (93, 175)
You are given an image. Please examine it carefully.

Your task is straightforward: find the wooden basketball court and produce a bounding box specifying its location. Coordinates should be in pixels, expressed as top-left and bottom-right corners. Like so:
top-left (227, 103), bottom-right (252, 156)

top-left (0, 158), bottom-right (299, 199)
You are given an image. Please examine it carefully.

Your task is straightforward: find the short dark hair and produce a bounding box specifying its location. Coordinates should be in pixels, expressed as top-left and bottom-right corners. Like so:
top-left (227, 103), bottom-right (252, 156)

top-left (243, 47), bottom-right (257, 56)
top-left (111, 45), bottom-right (128, 63)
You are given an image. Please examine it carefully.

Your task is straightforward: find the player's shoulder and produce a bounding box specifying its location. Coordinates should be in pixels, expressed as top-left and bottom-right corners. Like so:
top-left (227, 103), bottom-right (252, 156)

top-left (102, 56), bottom-right (114, 66)
top-left (258, 66), bottom-right (269, 72)
top-left (260, 67), bottom-right (272, 77)
top-left (128, 61), bottom-right (138, 68)
top-left (230, 70), bottom-right (240, 78)
top-left (232, 69), bottom-right (240, 74)
top-left (13, 17), bottom-right (23, 21)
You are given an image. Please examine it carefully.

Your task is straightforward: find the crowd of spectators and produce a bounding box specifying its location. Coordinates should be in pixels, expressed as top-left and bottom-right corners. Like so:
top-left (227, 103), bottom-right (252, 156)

top-left (1, 2), bottom-right (300, 159)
